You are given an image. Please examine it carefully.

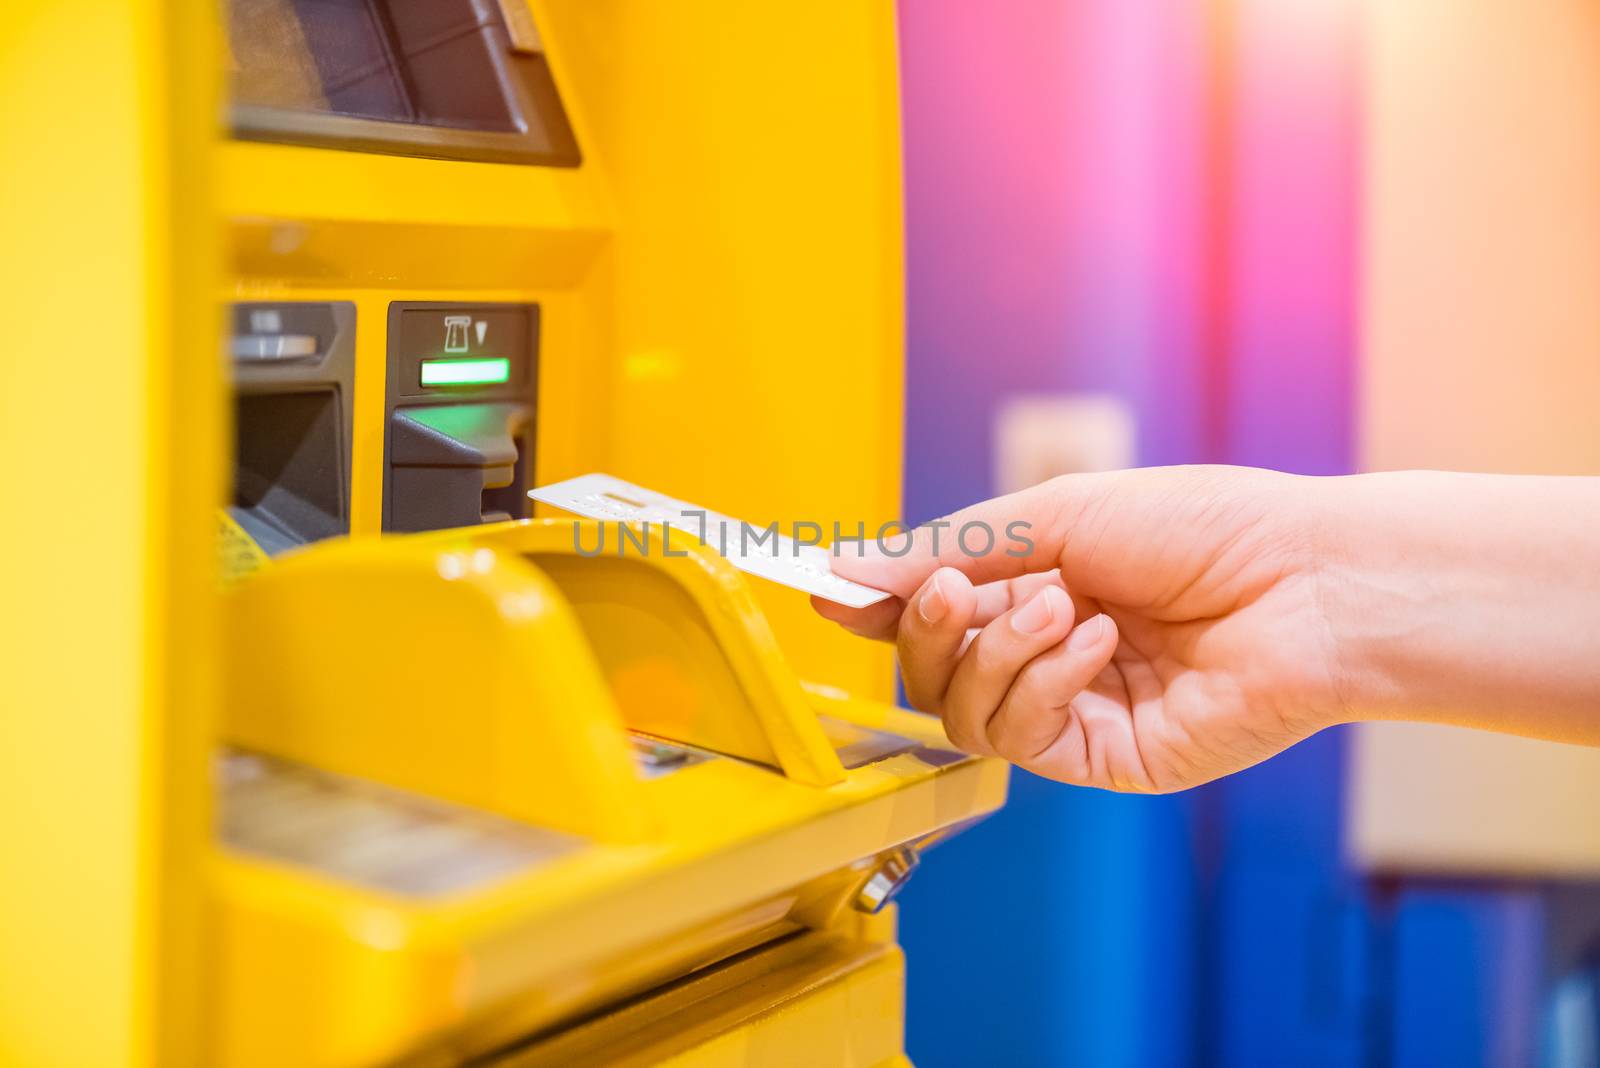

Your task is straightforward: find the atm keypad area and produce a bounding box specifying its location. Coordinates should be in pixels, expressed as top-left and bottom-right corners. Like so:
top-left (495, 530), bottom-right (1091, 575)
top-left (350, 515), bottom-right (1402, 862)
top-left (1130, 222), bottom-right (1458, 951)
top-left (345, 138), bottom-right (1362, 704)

top-left (228, 300), bottom-right (539, 549)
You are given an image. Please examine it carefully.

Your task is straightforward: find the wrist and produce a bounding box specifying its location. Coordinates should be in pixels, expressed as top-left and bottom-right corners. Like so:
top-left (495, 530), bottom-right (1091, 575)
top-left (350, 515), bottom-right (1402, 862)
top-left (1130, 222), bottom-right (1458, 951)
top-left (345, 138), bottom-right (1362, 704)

top-left (1304, 501), bottom-right (1395, 727)
top-left (1304, 472), bottom-right (1452, 726)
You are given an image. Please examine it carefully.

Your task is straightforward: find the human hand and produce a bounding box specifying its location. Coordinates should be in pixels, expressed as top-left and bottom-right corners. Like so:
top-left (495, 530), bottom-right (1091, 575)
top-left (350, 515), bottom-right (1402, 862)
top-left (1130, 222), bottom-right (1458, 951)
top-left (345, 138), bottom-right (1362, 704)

top-left (815, 467), bottom-right (1344, 792)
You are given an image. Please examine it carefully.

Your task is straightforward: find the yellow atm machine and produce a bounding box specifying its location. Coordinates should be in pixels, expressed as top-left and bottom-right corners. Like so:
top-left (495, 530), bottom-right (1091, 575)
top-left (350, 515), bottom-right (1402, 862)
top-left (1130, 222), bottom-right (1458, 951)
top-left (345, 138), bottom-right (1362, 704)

top-left (4, 3), bottom-right (1006, 1066)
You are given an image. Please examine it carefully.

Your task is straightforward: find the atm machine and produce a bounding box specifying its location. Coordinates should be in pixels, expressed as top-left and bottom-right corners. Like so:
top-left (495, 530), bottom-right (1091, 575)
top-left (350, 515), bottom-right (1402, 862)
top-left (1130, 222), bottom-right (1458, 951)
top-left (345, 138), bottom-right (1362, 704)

top-left (3, 3), bottom-right (1005, 1066)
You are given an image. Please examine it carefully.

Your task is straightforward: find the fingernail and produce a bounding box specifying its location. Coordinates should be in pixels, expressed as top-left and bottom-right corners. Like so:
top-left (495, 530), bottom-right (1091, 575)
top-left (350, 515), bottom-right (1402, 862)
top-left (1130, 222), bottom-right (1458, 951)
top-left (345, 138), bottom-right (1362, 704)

top-left (1012, 587), bottom-right (1058, 634)
top-left (918, 573), bottom-right (949, 624)
top-left (1068, 614), bottom-right (1107, 651)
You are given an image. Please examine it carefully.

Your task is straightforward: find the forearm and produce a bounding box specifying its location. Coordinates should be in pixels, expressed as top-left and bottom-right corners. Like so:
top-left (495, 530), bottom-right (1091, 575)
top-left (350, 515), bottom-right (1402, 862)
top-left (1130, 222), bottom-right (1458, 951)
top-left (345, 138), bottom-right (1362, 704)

top-left (1315, 471), bottom-right (1600, 742)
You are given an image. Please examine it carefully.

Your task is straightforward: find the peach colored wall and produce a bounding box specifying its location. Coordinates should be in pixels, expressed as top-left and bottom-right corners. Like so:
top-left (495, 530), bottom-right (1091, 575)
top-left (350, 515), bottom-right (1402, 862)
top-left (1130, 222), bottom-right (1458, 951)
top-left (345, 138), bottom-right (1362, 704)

top-left (1353, 0), bottom-right (1600, 875)
top-left (1363, 0), bottom-right (1600, 475)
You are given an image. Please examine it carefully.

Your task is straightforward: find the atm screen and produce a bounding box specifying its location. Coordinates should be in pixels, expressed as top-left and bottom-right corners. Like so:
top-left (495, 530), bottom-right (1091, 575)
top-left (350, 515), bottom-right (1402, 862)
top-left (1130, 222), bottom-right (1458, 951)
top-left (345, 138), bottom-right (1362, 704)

top-left (227, 0), bottom-right (580, 165)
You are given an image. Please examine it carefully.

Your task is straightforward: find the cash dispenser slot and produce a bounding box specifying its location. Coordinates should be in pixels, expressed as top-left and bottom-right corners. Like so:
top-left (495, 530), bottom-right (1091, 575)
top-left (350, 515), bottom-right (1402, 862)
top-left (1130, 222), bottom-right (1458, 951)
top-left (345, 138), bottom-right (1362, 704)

top-left (229, 301), bottom-right (355, 554)
top-left (216, 521), bottom-right (1006, 1067)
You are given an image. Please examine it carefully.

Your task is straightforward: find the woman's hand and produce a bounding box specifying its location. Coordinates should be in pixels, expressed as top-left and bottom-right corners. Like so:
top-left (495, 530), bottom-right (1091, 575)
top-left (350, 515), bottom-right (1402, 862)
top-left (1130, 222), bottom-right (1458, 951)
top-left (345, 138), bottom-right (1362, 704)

top-left (815, 466), bottom-right (1346, 792)
top-left (817, 466), bottom-right (1600, 792)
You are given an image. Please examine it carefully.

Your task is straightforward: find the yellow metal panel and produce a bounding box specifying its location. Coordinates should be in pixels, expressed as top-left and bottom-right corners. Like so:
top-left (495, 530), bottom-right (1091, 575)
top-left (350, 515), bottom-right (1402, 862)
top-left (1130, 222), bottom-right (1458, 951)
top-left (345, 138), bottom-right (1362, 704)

top-left (212, 861), bottom-right (468, 1068)
top-left (485, 930), bottom-right (909, 1068)
top-left (224, 537), bottom-right (648, 839)
top-left (210, 721), bottom-right (1004, 1065)
top-left (535, 1), bottom-right (905, 701)
top-left (655, 943), bottom-right (907, 1068)
top-left (219, 143), bottom-right (612, 292)
top-left (0, 1), bottom-right (218, 1065)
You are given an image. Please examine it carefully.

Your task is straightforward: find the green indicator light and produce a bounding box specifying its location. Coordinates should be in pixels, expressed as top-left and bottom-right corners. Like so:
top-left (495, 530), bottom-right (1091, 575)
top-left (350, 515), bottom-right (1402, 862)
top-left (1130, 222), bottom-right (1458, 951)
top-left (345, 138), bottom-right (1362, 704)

top-left (420, 357), bottom-right (511, 387)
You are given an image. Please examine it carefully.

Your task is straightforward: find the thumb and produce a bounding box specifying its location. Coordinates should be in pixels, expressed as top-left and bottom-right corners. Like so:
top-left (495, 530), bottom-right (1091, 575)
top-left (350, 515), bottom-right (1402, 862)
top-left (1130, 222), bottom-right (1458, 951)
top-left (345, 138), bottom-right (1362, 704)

top-left (831, 475), bottom-right (1105, 599)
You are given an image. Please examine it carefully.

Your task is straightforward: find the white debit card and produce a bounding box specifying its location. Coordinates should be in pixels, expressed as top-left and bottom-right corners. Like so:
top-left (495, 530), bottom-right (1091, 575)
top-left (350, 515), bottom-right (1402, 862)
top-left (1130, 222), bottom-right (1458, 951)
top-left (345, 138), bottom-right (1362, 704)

top-left (527, 473), bottom-right (893, 609)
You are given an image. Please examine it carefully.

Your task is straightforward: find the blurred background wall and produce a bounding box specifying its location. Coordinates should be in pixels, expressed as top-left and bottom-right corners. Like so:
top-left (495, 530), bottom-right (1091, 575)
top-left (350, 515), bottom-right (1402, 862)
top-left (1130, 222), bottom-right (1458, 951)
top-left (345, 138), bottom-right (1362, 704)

top-left (892, 0), bottom-right (1600, 1064)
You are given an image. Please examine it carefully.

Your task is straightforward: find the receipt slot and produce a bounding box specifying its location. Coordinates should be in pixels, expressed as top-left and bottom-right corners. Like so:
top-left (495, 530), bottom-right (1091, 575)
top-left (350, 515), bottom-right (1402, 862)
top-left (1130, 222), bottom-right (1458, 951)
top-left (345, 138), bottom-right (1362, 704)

top-left (384, 302), bottom-right (538, 531)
